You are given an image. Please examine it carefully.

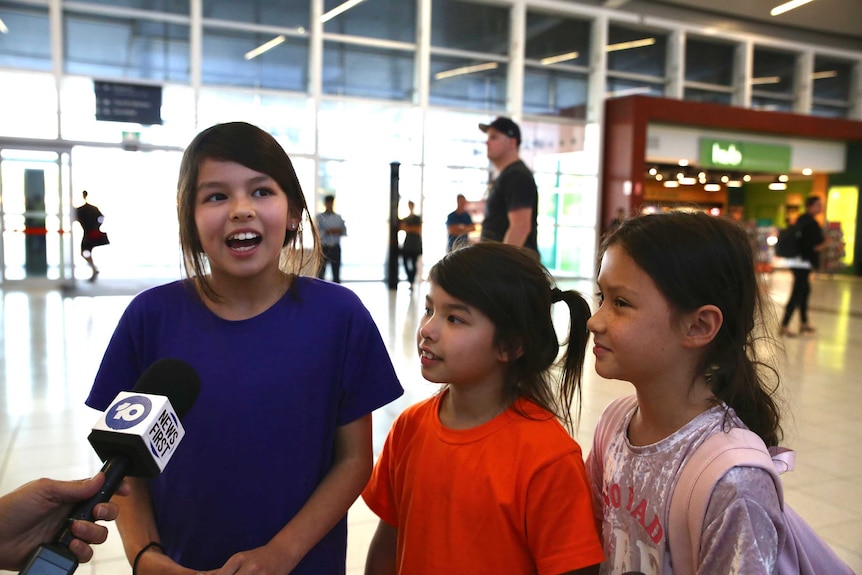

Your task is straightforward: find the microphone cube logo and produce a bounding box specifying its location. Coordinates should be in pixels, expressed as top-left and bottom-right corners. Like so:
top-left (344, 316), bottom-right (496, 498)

top-left (106, 395), bottom-right (153, 429)
top-left (90, 391), bottom-right (186, 475)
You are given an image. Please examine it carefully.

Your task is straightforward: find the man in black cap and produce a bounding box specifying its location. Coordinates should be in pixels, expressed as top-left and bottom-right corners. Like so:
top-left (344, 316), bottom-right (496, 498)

top-left (478, 116), bottom-right (539, 254)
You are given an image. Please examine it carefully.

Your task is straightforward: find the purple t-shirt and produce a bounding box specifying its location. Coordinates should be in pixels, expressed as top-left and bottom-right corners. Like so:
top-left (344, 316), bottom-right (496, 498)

top-left (86, 277), bottom-right (403, 572)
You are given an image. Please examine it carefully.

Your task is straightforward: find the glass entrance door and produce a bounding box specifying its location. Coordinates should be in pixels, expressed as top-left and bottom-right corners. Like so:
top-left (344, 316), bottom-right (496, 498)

top-left (0, 147), bottom-right (74, 286)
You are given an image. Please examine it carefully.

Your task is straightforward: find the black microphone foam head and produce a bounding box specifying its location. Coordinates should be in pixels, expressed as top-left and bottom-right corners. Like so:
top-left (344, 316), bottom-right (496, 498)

top-left (133, 358), bottom-right (201, 420)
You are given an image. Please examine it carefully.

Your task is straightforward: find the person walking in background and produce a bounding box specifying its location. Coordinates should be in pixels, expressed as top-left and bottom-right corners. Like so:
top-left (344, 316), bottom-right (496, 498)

top-left (85, 122), bottom-right (403, 574)
top-left (363, 243), bottom-right (604, 575)
top-left (399, 200), bottom-right (422, 288)
top-left (75, 190), bottom-right (108, 281)
top-left (586, 212), bottom-right (785, 573)
top-left (445, 193), bottom-right (475, 252)
top-left (315, 194), bottom-right (347, 283)
top-left (478, 117), bottom-right (539, 255)
top-left (780, 195), bottom-right (830, 337)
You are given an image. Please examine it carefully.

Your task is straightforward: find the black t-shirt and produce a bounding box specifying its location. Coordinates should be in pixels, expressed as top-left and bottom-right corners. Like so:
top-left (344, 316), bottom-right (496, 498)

top-left (797, 213), bottom-right (825, 267)
top-left (480, 160), bottom-right (538, 252)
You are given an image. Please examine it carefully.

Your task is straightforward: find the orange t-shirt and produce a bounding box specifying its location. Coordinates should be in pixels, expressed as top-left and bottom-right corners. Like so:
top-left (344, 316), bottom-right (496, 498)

top-left (362, 393), bottom-right (604, 574)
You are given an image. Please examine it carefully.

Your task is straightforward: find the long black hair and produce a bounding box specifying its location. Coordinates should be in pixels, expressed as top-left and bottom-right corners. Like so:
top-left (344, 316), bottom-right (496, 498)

top-left (428, 242), bottom-right (591, 433)
top-left (600, 212), bottom-right (783, 446)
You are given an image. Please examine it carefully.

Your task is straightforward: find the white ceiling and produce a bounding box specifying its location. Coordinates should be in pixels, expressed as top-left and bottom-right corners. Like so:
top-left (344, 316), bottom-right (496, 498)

top-left (571, 0), bottom-right (862, 52)
top-left (645, 0), bottom-right (862, 41)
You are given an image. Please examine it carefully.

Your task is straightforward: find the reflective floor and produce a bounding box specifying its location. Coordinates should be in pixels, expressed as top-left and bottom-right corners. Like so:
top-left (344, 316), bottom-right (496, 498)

top-left (1, 270), bottom-right (860, 574)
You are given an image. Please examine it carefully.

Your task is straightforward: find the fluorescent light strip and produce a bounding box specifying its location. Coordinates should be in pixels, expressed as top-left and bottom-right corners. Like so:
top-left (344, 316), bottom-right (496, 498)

top-left (770, 0), bottom-right (815, 17)
top-left (434, 62), bottom-right (498, 81)
top-left (540, 51), bottom-right (579, 65)
top-left (244, 35), bottom-right (285, 60)
top-left (606, 38), bottom-right (655, 52)
top-left (751, 76), bottom-right (781, 85)
top-left (0, 17), bottom-right (8, 34)
top-left (322, 0), bottom-right (367, 23)
top-left (812, 70), bottom-right (837, 80)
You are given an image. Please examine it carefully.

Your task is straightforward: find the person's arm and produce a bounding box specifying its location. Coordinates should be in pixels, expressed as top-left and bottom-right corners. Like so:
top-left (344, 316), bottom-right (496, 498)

top-left (115, 478), bottom-right (193, 575)
top-left (447, 220), bottom-right (475, 236)
top-left (503, 207), bottom-right (533, 247)
top-left (212, 414), bottom-right (374, 574)
top-left (0, 473), bottom-right (128, 570)
top-left (364, 519), bottom-right (397, 575)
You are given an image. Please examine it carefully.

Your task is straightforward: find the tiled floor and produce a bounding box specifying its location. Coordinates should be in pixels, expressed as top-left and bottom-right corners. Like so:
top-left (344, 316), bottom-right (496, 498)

top-left (1, 269), bottom-right (860, 574)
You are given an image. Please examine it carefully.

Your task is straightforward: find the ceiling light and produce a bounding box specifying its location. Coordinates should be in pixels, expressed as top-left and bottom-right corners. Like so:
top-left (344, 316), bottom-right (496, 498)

top-left (244, 35), bottom-right (285, 60)
top-left (721, 175), bottom-right (730, 183)
top-left (802, 168), bottom-right (813, 175)
top-left (606, 38), bottom-right (655, 52)
top-left (540, 51), bottom-right (579, 65)
top-left (751, 76), bottom-right (781, 85)
top-left (812, 70), bottom-right (838, 80)
top-left (743, 174), bottom-right (752, 182)
top-left (704, 183), bottom-right (721, 192)
top-left (770, 0), bottom-right (815, 17)
top-left (769, 182), bottom-right (788, 191)
top-left (655, 173), bottom-right (663, 181)
top-left (322, 0), bottom-right (367, 23)
top-left (663, 180), bottom-right (680, 188)
top-left (434, 62), bottom-right (498, 81)
top-left (679, 176), bottom-right (697, 186)
top-left (678, 159), bottom-right (689, 167)
top-left (648, 167), bottom-right (657, 176)
top-left (727, 180), bottom-right (743, 188)
top-left (778, 174), bottom-right (789, 182)
top-left (0, 18), bottom-right (8, 34)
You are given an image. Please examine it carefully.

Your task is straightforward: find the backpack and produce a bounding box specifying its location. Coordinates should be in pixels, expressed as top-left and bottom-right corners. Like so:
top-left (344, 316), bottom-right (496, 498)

top-left (775, 224), bottom-right (803, 258)
top-left (594, 395), bottom-right (855, 575)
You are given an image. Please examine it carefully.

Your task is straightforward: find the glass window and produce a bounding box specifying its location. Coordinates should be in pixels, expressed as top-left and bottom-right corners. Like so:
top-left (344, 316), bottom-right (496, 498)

top-left (810, 104), bottom-right (849, 118)
top-left (322, 41), bottom-right (414, 101)
top-left (323, 0), bottom-right (415, 43)
top-left (605, 77), bottom-right (663, 99)
top-left (684, 87), bottom-right (732, 105)
top-left (523, 69), bottom-right (588, 119)
top-left (203, 0), bottom-right (309, 29)
top-left (0, 71), bottom-right (58, 139)
top-left (524, 11), bottom-right (591, 120)
top-left (197, 89), bottom-right (316, 156)
top-left (685, 37), bottom-right (734, 86)
top-left (79, 0), bottom-right (189, 15)
top-left (318, 100), bottom-right (422, 165)
top-left (64, 12), bottom-right (189, 82)
top-left (813, 56), bottom-right (852, 104)
top-left (0, 2), bottom-right (51, 71)
top-left (431, 0), bottom-right (509, 54)
top-left (429, 55), bottom-right (507, 110)
top-left (751, 47), bottom-right (795, 95)
top-left (607, 24), bottom-right (667, 78)
top-left (202, 27), bottom-right (308, 91)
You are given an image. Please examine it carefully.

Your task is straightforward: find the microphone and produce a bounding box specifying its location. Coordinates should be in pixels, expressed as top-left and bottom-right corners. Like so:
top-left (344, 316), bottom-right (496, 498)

top-left (19, 358), bottom-right (201, 575)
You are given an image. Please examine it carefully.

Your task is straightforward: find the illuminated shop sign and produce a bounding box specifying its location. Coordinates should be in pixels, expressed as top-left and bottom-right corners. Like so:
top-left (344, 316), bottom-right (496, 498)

top-left (699, 139), bottom-right (791, 172)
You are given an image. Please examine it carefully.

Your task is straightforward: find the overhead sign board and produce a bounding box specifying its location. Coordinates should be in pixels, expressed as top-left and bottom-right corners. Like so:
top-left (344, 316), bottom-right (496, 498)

top-left (94, 81), bottom-right (163, 125)
top-left (699, 138), bottom-right (791, 173)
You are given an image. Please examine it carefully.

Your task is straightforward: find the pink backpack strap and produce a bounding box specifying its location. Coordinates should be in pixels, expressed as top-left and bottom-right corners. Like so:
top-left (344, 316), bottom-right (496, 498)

top-left (593, 395), bottom-right (639, 462)
top-left (667, 428), bottom-right (780, 575)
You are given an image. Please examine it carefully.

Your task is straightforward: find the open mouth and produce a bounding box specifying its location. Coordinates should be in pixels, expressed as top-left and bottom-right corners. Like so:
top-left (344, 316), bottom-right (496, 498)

top-left (226, 232), bottom-right (262, 251)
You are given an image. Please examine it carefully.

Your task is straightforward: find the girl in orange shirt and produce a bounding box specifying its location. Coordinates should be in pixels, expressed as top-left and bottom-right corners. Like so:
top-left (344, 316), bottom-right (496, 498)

top-left (362, 243), bottom-right (603, 575)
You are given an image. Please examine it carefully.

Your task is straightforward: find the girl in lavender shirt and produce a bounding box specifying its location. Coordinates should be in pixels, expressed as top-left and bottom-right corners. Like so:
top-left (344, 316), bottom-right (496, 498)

top-left (586, 212), bottom-right (784, 574)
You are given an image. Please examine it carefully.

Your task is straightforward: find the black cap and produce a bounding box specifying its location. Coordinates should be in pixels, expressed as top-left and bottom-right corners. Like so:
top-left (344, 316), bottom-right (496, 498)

top-left (479, 117), bottom-right (521, 145)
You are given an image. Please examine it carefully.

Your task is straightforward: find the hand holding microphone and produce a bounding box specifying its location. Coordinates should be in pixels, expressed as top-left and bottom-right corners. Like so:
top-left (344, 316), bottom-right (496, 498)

top-left (19, 358), bottom-right (201, 575)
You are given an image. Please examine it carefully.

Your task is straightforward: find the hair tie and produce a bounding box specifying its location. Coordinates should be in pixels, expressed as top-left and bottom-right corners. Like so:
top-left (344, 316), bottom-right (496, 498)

top-left (551, 287), bottom-right (565, 303)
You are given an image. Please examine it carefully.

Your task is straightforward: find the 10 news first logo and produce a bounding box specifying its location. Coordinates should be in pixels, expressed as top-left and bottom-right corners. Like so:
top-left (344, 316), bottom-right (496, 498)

top-left (88, 392), bottom-right (186, 477)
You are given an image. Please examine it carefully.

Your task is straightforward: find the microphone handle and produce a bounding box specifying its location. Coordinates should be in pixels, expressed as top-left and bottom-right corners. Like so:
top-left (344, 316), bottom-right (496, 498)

top-left (54, 456), bottom-right (130, 547)
top-left (19, 458), bottom-right (128, 575)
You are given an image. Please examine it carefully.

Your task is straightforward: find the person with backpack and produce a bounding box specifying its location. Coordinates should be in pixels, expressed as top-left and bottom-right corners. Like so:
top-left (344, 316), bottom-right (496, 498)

top-left (584, 212), bottom-right (850, 574)
top-left (779, 195), bottom-right (830, 337)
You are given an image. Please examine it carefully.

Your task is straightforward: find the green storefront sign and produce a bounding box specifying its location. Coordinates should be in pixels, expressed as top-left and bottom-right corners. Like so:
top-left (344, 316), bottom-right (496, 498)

top-left (699, 139), bottom-right (791, 172)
